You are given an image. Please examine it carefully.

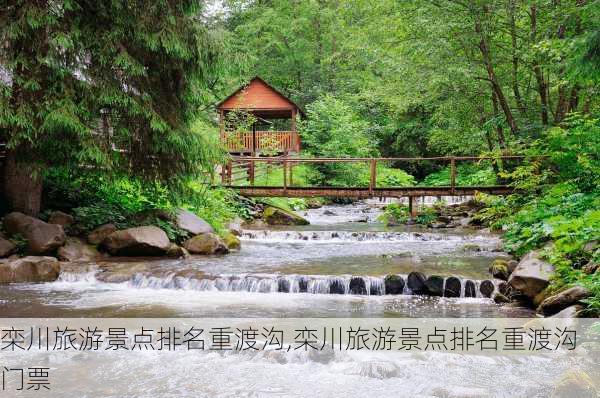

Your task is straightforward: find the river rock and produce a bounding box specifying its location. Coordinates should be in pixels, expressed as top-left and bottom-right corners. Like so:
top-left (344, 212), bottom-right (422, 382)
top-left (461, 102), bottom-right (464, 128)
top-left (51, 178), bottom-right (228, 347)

top-left (425, 275), bottom-right (444, 296)
top-left (183, 233), bottom-right (229, 255)
top-left (551, 304), bottom-right (584, 318)
top-left (87, 224), bottom-right (117, 245)
top-left (493, 292), bottom-right (510, 304)
top-left (329, 279), bottom-right (345, 294)
top-left (462, 244), bottom-right (481, 252)
top-left (384, 275), bottom-right (405, 295)
top-left (349, 277), bottom-right (367, 295)
top-left (464, 280), bottom-right (477, 297)
top-left (263, 206), bottom-right (309, 226)
top-left (508, 251), bottom-right (554, 298)
top-left (507, 260), bottom-right (519, 273)
top-left (57, 237), bottom-right (100, 262)
top-left (582, 261), bottom-right (598, 274)
top-left (3, 212), bottom-right (66, 255)
top-left (551, 370), bottom-right (598, 398)
top-left (223, 232), bottom-right (241, 250)
top-left (0, 237), bottom-right (16, 258)
top-left (0, 256), bottom-right (60, 283)
top-left (479, 280), bottom-right (495, 298)
top-left (48, 211), bottom-right (74, 227)
top-left (489, 259), bottom-right (509, 280)
top-left (298, 277), bottom-right (308, 293)
top-left (407, 271), bottom-right (427, 294)
top-left (428, 221), bottom-right (447, 229)
top-left (101, 226), bottom-right (171, 256)
top-left (582, 240), bottom-right (598, 255)
top-left (278, 278), bottom-right (290, 293)
top-left (498, 281), bottom-right (512, 297)
top-left (176, 209), bottom-right (214, 235)
top-left (538, 286), bottom-right (590, 316)
top-left (444, 276), bottom-right (461, 298)
top-left (323, 209), bottom-right (337, 216)
top-left (166, 243), bottom-right (189, 259)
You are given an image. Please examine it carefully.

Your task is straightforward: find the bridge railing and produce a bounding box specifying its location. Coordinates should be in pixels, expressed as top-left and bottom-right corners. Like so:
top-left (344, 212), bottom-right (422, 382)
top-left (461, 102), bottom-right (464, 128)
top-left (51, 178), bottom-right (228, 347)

top-left (220, 155), bottom-right (540, 194)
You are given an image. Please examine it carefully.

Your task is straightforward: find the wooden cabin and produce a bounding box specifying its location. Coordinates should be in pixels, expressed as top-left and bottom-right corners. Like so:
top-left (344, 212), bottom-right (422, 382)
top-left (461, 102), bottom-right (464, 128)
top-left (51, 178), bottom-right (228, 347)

top-left (217, 77), bottom-right (303, 155)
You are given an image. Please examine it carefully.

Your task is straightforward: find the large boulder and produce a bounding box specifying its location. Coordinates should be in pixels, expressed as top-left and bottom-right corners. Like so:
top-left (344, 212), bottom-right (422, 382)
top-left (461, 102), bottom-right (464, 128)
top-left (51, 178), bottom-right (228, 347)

top-left (537, 286), bottom-right (590, 316)
top-left (176, 209), bottom-right (214, 235)
top-left (101, 226), bottom-right (170, 256)
top-left (0, 256), bottom-right (60, 283)
top-left (0, 237), bottom-right (16, 258)
top-left (87, 224), bottom-right (117, 245)
top-left (57, 237), bottom-right (100, 262)
top-left (48, 211), bottom-right (74, 227)
top-left (3, 212), bottom-right (66, 255)
top-left (551, 304), bottom-right (584, 318)
top-left (263, 206), bottom-right (309, 226)
top-left (183, 233), bottom-right (229, 255)
top-left (479, 280), bottom-right (495, 298)
top-left (464, 280), bottom-right (477, 297)
top-left (508, 251), bottom-right (554, 299)
top-left (349, 277), bottom-right (367, 295)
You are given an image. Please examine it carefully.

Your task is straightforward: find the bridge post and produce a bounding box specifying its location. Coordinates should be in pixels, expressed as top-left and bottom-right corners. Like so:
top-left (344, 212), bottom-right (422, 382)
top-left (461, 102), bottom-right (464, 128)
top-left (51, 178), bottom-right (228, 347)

top-left (283, 159), bottom-right (288, 192)
top-left (249, 159), bottom-right (255, 186)
top-left (408, 196), bottom-right (418, 218)
top-left (450, 157), bottom-right (456, 194)
top-left (227, 160), bottom-right (232, 185)
top-left (369, 159), bottom-right (377, 196)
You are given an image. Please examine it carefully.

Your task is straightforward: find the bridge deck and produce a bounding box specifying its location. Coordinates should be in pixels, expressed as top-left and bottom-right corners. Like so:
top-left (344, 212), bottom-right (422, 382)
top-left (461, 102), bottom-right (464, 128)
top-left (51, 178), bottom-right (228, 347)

top-left (223, 185), bottom-right (513, 198)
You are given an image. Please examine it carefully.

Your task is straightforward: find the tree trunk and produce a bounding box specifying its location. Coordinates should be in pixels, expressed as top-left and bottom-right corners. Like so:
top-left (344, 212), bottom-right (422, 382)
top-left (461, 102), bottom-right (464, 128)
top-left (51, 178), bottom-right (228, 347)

top-left (491, 90), bottom-right (507, 149)
top-left (475, 9), bottom-right (519, 136)
top-left (507, 0), bottom-right (526, 116)
top-left (530, 4), bottom-right (550, 125)
top-left (3, 149), bottom-right (42, 217)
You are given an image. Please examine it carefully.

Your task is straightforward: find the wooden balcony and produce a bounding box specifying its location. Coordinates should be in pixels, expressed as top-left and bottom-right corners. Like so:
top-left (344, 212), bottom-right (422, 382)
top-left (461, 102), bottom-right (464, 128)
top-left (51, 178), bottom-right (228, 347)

top-left (222, 131), bottom-right (300, 154)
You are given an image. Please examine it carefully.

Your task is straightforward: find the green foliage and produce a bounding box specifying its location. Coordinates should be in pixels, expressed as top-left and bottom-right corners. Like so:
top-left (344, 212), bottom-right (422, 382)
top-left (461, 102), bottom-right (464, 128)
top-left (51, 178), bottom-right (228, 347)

top-left (379, 203), bottom-right (437, 226)
top-left (421, 164), bottom-right (497, 187)
top-left (9, 234), bottom-right (28, 256)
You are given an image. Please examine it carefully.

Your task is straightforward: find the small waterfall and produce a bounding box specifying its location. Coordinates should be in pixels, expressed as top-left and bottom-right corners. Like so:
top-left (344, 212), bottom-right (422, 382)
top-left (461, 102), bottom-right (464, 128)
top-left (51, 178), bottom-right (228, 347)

top-left (123, 272), bottom-right (496, 299)
top-left (240, 230), bottom-right (497, 244)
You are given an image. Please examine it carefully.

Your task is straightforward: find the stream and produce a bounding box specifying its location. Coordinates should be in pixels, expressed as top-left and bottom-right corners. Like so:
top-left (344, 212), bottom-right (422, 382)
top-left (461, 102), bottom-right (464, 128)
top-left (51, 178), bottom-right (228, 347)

top-left (1, 201), bottom-right (596, 397)
top-left (0, 200), bottom-right (534, 318)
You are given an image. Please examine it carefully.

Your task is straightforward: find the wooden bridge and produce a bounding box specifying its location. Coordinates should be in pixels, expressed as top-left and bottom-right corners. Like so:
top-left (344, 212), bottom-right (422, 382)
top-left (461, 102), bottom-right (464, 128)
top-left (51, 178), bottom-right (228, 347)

top-left (218, 155), bottom-right (534, 200)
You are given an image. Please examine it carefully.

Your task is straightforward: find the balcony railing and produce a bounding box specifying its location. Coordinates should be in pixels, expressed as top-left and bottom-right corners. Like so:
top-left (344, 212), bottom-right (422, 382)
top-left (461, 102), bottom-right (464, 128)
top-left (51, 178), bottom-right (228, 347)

top-left (221, 131), bottom-right (300, 154)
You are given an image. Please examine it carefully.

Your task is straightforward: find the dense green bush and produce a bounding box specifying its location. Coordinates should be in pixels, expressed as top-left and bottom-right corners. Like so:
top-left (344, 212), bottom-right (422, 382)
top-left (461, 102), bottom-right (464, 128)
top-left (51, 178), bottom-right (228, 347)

top-left (420, 163), bottom-right (497, 187)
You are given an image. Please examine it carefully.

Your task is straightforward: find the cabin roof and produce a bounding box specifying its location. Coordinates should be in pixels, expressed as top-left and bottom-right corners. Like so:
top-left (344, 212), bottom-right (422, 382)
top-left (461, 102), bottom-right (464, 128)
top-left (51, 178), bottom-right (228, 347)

top-left (217, 76), bottom-right (304, 118)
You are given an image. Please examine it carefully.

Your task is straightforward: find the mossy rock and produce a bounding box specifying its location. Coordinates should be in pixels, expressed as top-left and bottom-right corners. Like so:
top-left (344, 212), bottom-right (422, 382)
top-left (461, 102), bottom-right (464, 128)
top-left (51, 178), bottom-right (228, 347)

top-left (223, 232), bottom-right (241, 250)
top-left (551, 370), bottom-right (598, 398)
top-left (263, 206), bottom-right (309, 226)
top-left (489, 259), bottom-right (509, 280)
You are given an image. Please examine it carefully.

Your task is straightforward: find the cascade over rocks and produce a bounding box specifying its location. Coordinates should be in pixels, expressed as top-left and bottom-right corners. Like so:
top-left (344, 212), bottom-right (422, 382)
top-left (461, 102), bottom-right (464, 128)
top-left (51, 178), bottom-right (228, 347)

top-left (444, 276), bottom-right (461, 297)
top-left (183, 233), bottom-right (229, 255)
top-left (3, 212), bottom-right (66, 255)
top-left (349, 277), bottom-right (367, 295)
top-left (101, 226), bottom-right (171, 256)
top-left (407, 271), bottom-right (427, 294)
top-left (508, 250), bottom-right (554, 298)
top-left (0, 256), bottom-right (60, 283)
top-left (425, 275), bottom-right (444, 296)
top-left (329, 279), bottom-right (345, 294)
top-left (479, 280), bottom-right (495, 297)
top-left (384, 275), bottom-right (405, 295)
top-left (176, 209), bottom-right (214, 235)
top-left (464, 280), bottom-right (477, 297)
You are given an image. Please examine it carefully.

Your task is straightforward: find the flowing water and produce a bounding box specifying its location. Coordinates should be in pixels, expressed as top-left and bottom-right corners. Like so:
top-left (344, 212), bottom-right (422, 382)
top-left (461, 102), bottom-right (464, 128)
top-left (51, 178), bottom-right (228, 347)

top-left (0, 200), bottom-right (533, 318)
top-left (2, 201), bottom-right (597, 397)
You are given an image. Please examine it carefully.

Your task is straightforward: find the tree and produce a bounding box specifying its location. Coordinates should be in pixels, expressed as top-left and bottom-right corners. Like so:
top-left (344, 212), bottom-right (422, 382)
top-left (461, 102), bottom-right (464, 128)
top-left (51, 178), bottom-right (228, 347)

top-left (0, 0), bottom-right (222, 215)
